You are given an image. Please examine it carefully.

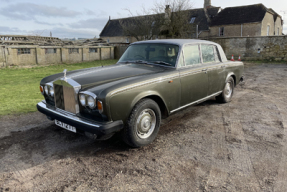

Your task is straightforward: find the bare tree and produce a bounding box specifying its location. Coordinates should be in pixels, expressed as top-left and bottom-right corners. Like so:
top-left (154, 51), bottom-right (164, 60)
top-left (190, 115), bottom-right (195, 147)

top-left (153, 0), bottom-right (195, 38)
top-left (120, 8), bottom-right (163, 41)
top-left (120, 0), bottom-right (195, 40)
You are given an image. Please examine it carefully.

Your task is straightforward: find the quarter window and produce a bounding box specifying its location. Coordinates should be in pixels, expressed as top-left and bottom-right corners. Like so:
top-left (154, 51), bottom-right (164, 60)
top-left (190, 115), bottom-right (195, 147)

top-left (201, 44), bottom-right (215, 63)
top-left (183, 45), bottom-right (201, 66)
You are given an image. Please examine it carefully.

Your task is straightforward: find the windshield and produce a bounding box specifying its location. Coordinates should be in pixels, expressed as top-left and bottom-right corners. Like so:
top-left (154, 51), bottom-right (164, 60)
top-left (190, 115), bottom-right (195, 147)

top-left (118, 43), bottom-right (179, 67)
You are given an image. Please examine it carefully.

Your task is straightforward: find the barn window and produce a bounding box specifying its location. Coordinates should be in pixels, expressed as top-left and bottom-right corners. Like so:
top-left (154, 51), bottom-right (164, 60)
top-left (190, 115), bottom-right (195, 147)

top-left (69, 48), bottom-right (79, 54)
top-left (45, 48), bottom-right (57, 54)
top-left (89, 48), bottom-right (98, 53)
top-left (267, 25), bottom-right (270, 36)
top-left (17, 48), bottom-right (31, 55)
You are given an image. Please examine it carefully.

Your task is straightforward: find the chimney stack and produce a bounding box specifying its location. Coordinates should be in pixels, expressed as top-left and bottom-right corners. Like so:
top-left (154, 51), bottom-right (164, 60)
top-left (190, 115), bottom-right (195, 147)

top-left (204, 0), bottom-right (211, 8)
top-left (165, 5), bottom-right (171, 19)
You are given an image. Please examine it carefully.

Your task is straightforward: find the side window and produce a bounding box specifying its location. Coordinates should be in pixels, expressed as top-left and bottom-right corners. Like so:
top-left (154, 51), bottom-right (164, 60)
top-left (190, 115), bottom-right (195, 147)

top-left (201, 44), bottom-right (215, 63)
top-left (183, 45), bottom-right (201, 66)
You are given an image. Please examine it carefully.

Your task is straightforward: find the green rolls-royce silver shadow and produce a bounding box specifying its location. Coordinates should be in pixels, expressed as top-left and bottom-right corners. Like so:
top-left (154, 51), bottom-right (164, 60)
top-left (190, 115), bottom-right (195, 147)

top-left (37, 39), bottom-right (244, 147)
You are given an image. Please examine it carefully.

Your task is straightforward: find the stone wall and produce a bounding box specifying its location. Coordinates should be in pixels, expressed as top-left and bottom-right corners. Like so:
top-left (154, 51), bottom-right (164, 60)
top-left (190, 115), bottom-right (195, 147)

top-left (0, 45), bottom-right (114, 67)
top-left (209, 23), bottom-right (262, 38)
top-left (208, 36), bottom-right (287, 61)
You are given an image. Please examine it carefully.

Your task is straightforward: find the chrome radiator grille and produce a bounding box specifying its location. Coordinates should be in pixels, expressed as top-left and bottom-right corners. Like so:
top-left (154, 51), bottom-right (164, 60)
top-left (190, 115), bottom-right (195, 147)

top-left (53, 79), bottom-right (81, 114)
top-left (54, 84), bottom-right (65, 109)
top-left (63, 86), bottom-right (77, 113)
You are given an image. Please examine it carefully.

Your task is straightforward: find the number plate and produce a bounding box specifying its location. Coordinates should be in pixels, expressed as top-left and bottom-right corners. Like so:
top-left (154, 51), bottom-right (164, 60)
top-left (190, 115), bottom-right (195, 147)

top-left (55, 120), bottom-right (76, 133)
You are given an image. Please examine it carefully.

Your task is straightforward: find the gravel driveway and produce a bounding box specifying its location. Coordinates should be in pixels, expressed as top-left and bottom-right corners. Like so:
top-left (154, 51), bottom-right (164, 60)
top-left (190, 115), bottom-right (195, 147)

top-left (1, 63), bottom-right (287, 192)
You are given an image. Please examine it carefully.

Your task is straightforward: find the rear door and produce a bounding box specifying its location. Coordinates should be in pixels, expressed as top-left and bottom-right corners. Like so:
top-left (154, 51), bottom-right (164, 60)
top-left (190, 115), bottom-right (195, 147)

top-left (179, 44), bottom-right (208, 106)
top-left (201, 44), bottom-right (226, 95)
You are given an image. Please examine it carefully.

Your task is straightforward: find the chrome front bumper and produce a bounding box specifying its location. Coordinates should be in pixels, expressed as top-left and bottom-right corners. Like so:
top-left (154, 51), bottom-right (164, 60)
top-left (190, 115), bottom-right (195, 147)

top-left (37, 100), bottom-right (123, 137)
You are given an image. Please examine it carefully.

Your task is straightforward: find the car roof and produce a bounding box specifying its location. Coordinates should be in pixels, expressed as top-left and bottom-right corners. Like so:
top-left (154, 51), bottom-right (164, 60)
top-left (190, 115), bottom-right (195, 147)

top-left (131, 39), bottom-right (218, 46)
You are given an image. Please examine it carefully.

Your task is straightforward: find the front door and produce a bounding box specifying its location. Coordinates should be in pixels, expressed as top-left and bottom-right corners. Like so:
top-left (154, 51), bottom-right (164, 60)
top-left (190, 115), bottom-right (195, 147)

top-left (179, 44), bottom-right (208, 106)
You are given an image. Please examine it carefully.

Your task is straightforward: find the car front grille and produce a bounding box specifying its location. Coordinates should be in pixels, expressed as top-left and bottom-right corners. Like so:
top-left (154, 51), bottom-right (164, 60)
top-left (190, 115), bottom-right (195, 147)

top-left (54, 84), bottom-right (65, 109)
top-left (53, 80), bottom-right (79, 114)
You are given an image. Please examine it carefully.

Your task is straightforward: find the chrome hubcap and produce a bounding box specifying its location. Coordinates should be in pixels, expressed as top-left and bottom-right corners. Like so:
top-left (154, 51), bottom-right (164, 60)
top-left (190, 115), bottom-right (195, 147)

top-left (136, 109), bottom-right (156, 139)
top-left (225, 82), bottom-right (232, 98)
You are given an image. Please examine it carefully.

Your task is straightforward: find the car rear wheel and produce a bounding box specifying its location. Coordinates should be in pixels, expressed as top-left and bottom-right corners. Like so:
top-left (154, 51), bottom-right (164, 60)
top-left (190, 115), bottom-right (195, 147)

top-left (122, 99), bottom-right (161, 147)
top-left (216, 76), bottom-right (234, 103)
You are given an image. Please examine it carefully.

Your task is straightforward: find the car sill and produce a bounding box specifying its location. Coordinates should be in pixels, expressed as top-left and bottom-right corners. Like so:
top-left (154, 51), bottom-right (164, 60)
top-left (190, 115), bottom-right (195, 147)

top-left (170, 91), bottom-right (222, 113)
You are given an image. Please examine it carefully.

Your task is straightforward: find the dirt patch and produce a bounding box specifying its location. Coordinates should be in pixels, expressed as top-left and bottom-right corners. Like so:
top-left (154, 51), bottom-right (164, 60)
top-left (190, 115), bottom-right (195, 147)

top-left (0, 63), bottom-right (287, 191)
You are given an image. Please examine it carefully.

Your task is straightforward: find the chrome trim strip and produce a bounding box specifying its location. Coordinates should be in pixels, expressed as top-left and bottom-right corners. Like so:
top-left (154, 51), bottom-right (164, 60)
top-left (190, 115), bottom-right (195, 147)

top-left (38, 101), bottom-right (100, 128)
top-left (180, 70), bottom-right (202, 77)
top-left (110, 74), bottom-right (179, 96)
top-left (170, 91), bottom-right (222, 113)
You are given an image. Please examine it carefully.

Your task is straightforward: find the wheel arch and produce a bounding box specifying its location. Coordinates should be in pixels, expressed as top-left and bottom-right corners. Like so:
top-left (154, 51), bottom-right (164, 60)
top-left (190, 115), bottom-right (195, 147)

top-left (131, 93), bottom-right (169, 119)
top-left (226, 72), bottom-right (236, 86)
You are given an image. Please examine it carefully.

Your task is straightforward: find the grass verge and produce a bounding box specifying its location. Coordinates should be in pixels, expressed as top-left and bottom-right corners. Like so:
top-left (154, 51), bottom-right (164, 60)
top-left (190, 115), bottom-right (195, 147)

top-left (0, 59), bottom-right (117, 117)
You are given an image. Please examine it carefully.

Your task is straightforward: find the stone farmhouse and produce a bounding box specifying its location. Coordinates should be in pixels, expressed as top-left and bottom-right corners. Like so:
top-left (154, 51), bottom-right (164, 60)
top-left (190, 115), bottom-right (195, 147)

top-left (99, 0), bottom-right (283, 43)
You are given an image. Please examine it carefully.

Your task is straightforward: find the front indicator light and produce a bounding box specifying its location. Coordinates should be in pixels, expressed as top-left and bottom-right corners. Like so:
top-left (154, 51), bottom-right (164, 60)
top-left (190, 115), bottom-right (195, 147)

top-left (87, 96), bottom-right (96, 109)
top-left (79, 94), bottom-right (86, 106)
top-left (97, 100), bottom-right (103, 113)
top-left (40, 86), bottom-right (44, 95)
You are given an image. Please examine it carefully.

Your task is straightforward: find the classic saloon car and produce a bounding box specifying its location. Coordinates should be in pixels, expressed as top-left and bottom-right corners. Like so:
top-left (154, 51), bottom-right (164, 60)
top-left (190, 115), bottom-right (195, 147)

top-left (37, 39), bottom-right (244, 147)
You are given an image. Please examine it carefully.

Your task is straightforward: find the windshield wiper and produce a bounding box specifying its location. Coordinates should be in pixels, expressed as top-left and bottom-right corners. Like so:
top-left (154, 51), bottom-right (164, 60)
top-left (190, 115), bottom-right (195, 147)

top-left (121, 60), bottom-right (148, 64)
top-left (134, 60), bottom-right (148, 64)
top-left (152, 61), bottom-right (172, 66)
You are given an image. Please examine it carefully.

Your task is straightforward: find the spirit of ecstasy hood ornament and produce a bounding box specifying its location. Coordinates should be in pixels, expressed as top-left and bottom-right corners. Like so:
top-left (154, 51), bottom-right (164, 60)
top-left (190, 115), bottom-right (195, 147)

top-left (63, 69), bottom-right (67, 82)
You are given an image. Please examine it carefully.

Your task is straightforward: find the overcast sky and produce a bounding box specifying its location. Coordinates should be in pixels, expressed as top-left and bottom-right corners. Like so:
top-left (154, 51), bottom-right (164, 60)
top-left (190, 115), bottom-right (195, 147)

top-left (0, 0), bottom-right (286, 38)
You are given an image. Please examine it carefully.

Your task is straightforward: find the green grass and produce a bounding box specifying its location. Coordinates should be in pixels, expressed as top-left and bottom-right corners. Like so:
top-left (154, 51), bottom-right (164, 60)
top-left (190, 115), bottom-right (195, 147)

top-left (0, 59), bottom-right (117, 117)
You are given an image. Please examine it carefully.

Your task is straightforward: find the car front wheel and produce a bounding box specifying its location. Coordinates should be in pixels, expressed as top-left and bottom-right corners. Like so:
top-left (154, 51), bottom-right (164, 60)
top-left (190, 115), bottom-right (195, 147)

top-left (122, 99), bottom-right (161, 147)
top-left (216, 76), bottom-right (234, 103)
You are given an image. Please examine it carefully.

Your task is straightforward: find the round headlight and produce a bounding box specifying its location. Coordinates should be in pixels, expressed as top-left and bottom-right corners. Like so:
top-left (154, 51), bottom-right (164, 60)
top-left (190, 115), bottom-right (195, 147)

top-left (44, 85), bottom-right (49, 95)
top-left (79, 94), bottom-right (86, 106)
top-left (49, 86), bottom-right (54, 97)
top-left (87, 96), bottom-right (96, 109)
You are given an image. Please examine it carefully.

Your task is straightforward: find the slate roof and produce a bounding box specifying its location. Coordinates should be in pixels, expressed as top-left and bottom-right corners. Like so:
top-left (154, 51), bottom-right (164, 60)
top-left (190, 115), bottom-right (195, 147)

top-left (99, 7), bottom-right (221, 37)
top-left (210, 4), bottom-right (278, 26)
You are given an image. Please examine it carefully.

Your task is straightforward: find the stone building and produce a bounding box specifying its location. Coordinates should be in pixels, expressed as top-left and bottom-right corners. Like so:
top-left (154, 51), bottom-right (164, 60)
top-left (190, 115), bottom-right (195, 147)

top-left (99, 1), bottom-right (221, 43)
top-left (99, 1), bottom-right (283, 42)
top-left (0, 35), bottom-right (114, 67)
top-left (209, 4), bottom-right (283, 37)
